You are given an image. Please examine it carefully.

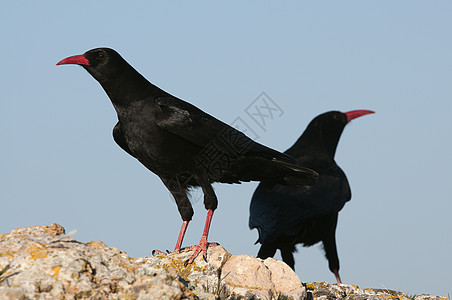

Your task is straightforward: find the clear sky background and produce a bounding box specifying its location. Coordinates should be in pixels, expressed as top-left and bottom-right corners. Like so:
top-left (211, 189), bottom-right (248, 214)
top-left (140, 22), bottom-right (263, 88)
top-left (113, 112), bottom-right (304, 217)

top-left (2, 1), bottom-right (451, 297)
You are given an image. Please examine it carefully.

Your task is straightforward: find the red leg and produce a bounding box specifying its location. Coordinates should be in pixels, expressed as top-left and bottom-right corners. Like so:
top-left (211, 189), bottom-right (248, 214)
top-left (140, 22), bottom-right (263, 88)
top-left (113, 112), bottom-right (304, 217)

top-left (184, 209), bottom-right (217, 265)
top-left (333, 269), bottom-right (342, 284)
top-left (173, 220), bottom-right (189, 253)
top-left (152, 220), bottom-right (189, 256)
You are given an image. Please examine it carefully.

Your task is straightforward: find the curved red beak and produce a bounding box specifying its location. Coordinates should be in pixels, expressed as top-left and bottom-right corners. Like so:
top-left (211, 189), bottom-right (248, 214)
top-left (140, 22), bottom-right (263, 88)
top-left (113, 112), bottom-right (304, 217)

top-left (345, 110), bottom-right (375, 122)
top-left (56, 54), bottom-right (89, 66)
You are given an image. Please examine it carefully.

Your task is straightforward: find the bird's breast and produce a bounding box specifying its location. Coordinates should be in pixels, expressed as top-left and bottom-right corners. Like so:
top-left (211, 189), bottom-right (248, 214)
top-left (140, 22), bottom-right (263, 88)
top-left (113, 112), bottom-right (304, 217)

top-left (119, 120), bottom-right (200, 179)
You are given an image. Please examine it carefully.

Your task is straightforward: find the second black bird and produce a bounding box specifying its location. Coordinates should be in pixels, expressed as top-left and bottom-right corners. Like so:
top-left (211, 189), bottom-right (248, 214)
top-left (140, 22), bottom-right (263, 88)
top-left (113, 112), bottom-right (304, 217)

top-left (249, 110), bottom-right (374, 283)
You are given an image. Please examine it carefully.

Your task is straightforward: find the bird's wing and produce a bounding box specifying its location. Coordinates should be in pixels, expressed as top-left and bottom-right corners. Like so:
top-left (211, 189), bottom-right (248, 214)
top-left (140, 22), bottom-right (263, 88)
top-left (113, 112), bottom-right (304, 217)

top-left (155, 97), bottom-right (240, 148)
top-left (157, 97), bottom-right (319, 160)
top-left (113, 122), bottom-right (136, 157)
top-left (249, 166), bottom-right (350, 243)
top-left (155, 97), bottom-right (318, 183)
top-left (155, 97), bottom-right (289, 158)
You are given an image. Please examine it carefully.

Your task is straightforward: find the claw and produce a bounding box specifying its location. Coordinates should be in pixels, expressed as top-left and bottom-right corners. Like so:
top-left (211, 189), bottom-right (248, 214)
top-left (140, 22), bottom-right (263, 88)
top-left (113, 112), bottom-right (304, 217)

top-left (183, 241), bottom-right (219, 265)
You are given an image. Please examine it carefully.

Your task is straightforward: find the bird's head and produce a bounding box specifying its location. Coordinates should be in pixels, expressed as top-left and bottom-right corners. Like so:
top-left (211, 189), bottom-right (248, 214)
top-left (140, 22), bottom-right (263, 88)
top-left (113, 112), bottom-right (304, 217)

top-left (311, 109), bottom-right (374, 136)
top-left (57, 48), bottom-right (127, 82)
top-left (290, 109), bottom-right (375, 159)
top-left (57, 48), bottom-right (156, 106)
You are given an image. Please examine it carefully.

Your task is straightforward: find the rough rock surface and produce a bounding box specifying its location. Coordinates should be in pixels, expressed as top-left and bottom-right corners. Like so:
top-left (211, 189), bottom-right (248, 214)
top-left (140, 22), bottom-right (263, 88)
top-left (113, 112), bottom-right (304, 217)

top-left (0, 224), bottom-right (447, 300)
top-left (0, 224), bottom-right (304, 299)
top-left (305, 282), bottom-right (448, 300)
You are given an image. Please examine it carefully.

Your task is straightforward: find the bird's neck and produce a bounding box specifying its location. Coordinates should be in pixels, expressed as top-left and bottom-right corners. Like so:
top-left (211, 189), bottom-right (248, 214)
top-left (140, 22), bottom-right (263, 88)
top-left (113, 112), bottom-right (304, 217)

top-left (92, 64), bottom-right (169, 108)
top-left (285, 132), bottom-right (340, 161)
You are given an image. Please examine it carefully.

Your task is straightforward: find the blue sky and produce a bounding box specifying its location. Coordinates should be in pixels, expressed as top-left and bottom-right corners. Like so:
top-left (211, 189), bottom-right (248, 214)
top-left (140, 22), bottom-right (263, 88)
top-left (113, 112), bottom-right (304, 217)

top-left (1, 1), bottom-right (451, 296)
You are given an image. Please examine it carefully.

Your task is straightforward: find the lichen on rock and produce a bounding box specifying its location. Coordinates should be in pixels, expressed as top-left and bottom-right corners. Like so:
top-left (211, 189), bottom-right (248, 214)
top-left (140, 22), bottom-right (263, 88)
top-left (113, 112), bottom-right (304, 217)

top-left (0, 224), bottom-right (305, 299)
top-left (0, 224), bottom-right (447, 300)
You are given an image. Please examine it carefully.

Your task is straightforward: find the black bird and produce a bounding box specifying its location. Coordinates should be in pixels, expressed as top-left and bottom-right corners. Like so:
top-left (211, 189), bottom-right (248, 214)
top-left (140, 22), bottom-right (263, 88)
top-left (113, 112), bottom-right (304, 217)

top-left (249, 110), bottom-right (374, 283)
top-left (56, 48), bottom-right (318, 264)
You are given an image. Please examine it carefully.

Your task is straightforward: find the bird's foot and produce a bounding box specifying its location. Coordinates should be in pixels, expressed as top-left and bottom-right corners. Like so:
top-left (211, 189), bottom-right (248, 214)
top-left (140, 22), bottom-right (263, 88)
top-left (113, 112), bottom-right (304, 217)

top-left (183, 239), bottom-right (219, 266)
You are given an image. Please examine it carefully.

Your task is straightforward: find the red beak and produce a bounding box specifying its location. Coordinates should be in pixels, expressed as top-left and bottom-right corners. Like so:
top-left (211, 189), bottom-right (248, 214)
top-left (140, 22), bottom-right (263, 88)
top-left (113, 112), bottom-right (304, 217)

top-left (56, 54), bottom-right (89, 66)
top-left (345, 110), bottom-right (375, 122)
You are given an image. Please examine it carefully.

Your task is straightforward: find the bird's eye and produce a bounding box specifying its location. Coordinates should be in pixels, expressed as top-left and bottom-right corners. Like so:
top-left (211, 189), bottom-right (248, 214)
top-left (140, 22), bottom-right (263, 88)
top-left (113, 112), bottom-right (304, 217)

top-left (97, 52), bottom-right (105, 60)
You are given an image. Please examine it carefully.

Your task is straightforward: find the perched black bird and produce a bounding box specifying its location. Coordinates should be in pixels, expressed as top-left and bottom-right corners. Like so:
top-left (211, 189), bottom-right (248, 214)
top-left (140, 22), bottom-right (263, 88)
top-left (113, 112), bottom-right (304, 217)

top-left (249, 110), bottom-right (374, 283)
top-left (57, 48), bottom-right (317, 264)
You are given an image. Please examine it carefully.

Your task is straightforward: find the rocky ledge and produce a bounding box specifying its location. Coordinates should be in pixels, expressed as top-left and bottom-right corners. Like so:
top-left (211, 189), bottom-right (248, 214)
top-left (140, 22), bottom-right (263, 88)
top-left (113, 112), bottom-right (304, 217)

top-left (0, 224), bottom-right (447, 300)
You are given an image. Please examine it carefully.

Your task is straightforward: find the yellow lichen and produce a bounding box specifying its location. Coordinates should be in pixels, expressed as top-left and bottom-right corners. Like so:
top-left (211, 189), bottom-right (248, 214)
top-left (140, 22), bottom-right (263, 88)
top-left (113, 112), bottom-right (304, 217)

top-left (27, 245), bottom-right (48, 260)
top-left (162, 256), bottom-right (206, 281)
top-left (0, 252), bottom-right (14, 259)
top-left (50, 265), bottom-right (61, 277)
top-left (87, 240), bottom-right (108, 251)
top-left (28, 250), bottom-right (48, 260)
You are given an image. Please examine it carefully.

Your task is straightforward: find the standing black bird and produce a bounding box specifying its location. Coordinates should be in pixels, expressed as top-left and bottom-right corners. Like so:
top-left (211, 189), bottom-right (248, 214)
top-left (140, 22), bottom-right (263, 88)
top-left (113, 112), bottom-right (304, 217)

top-left (249, 110), bottom-right (374, 283)
top-left (56, 48), bottom-right (317, 264)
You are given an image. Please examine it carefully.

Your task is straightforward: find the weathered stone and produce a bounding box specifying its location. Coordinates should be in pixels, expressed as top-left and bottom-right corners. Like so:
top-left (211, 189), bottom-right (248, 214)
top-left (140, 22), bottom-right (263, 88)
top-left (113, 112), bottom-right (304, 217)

top-left (0, 224), bottom-right (447, 300)
top-left (305, 282), bottom-right (448, 300)
top-left (0, 224), bottom-right (304, 299)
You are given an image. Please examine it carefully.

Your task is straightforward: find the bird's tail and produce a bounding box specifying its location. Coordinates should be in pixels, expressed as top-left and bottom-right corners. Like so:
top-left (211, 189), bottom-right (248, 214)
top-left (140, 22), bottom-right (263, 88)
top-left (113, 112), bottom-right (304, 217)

top-left (271, 156), bottom-right (318, 184)
top-left (224, 143), bottom-right (317, 186)
top-left (253, 148), bottom-right (318, 186)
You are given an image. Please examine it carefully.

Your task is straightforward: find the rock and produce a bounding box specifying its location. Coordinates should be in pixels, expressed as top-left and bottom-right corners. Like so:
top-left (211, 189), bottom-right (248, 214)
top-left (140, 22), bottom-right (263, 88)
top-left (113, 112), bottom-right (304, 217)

top-left (305, 282), bottom-right (448, 300)
top-left (220, 254), bottom-right (305, 299)
top-left (0, 224), bottom-right (305, 299)
top-left (0, 224), bottom-right (447, 300)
